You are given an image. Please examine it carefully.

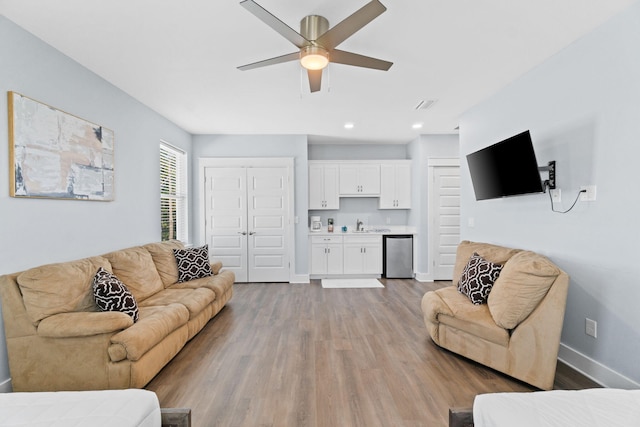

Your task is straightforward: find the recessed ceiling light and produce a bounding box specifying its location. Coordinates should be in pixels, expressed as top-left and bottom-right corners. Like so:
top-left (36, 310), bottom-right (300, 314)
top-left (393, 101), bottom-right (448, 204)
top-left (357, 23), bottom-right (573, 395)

top-left (412, 123), bottom-right (423, 129)
top-left (344, 122), bottom-right (355, 129)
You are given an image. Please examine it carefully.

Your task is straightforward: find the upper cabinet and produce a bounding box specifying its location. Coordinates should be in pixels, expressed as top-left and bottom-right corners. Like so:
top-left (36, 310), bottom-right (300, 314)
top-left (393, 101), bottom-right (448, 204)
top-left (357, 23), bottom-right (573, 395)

top-left (309, 160), bottom-right (411, 210)
top-left (309, 163), bottom-right (339, 210)
top-left (379, 162), bottom-right (412, 209)
top-left (338, 163), bottom-right (381, 196)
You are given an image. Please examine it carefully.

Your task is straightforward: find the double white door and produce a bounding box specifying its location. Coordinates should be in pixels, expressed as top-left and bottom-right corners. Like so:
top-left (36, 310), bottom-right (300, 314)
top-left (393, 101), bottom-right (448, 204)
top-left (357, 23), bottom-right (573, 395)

top-left (204, 166), bottom-right (290, 283)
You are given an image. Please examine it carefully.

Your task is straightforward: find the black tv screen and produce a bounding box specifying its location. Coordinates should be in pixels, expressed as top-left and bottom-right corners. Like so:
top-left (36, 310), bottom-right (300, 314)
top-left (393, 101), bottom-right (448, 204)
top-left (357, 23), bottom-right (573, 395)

top-left (466, 130), bottom-right (544, 201)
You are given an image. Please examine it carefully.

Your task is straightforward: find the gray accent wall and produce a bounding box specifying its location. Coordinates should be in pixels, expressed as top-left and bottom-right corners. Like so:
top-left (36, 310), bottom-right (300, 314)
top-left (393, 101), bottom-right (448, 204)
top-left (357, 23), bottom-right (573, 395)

top-left (0, 17), bottom-right (192, 390)
top-left (407, 135), bottom-right (460, 277)
top-left (459, 3), bottom-right (640, 386)
top-left (191, 135), bottom-right (309, 276)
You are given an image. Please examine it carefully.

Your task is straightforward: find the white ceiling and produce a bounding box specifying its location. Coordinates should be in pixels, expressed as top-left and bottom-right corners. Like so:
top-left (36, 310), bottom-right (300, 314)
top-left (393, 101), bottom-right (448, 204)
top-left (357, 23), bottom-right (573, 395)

top-left (0, 0), bottom-right (636, 144)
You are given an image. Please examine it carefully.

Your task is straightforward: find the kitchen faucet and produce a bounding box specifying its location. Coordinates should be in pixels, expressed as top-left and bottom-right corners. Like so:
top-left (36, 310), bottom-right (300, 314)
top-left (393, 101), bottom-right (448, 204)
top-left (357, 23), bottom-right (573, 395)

top-left (356, 219), bottom-right (363, 231)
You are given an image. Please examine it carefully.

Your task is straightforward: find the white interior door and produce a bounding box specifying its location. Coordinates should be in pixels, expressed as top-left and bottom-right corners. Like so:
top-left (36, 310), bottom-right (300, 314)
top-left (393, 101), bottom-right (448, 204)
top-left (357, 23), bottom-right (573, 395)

top-left (432, 166), bottom-right (460, 280)
top-left (247, 167), bottom-right (289, 282)
top-left (204, 167), bottom-right (248, 282)
top-left (204, 163), bottom-right (291, 283)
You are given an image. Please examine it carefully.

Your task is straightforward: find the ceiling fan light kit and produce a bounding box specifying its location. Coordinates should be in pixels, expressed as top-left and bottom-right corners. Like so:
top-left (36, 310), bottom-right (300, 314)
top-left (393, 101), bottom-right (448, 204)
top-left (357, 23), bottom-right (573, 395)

top-left (300, 46), bottom-right (329, 70)
top-left (238, 0), bottom-right (393, 92)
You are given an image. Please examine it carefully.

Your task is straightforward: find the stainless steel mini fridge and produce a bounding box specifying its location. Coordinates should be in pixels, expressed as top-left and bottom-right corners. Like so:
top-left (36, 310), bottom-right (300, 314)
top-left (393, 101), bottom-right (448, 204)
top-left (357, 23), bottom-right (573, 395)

top-left (383, 235), bottom-right (414, 278)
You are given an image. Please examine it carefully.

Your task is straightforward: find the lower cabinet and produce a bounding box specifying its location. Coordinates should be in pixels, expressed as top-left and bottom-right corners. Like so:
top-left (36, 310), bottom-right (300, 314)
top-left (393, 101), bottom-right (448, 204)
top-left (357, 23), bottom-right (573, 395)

top-left (342, 235), bottom-right (382, 275)
top-left (310, 235), bottom-right (343, 275)
top-left (310, 234), bottom-right (382, 276)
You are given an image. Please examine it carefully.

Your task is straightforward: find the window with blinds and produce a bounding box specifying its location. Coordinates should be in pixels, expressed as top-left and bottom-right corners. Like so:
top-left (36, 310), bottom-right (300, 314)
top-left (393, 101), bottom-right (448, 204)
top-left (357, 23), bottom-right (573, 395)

top-left (160, 142), bottom-right (187, 242)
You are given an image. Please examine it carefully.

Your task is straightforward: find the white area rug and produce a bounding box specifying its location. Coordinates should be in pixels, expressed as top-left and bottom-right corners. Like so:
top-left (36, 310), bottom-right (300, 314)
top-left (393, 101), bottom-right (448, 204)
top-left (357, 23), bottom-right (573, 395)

top-left (321, 278), bottom-right (384, 289)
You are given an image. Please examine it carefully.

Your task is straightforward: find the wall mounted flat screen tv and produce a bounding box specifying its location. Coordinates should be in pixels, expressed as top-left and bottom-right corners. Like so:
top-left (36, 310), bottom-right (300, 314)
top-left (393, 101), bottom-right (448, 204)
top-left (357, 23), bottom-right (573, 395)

top-left (466, 130), bottom-right (544, 201)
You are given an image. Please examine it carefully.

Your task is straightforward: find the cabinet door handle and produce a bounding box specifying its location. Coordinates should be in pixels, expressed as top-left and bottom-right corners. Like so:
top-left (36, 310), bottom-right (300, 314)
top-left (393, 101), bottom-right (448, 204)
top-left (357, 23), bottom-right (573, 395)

top-left (238, 231), bottom-right (247, 235)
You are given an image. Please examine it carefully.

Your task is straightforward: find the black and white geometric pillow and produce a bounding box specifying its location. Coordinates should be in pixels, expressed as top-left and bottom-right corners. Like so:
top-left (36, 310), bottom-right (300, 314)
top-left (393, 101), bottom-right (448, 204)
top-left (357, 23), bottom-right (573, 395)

top-left (457, 252), bottom-right (503, 305)
top-left (173, 244), bottom-right (213, 283)
top-left (92, 267), bottom-right (139, 322)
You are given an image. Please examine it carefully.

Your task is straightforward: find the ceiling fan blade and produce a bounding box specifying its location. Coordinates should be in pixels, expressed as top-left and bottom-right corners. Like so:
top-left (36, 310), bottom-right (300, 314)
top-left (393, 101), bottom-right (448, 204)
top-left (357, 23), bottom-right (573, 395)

top-left (240, 0), bottom-right (309, 48)
top-left (308, 69), bottom-right (322, 92)
top-left (315, 0), bottom-right (386, 50)
top-left (238, 52), bottom-right (300, 71)
top-left (330, 49), bottom-right (392, 71)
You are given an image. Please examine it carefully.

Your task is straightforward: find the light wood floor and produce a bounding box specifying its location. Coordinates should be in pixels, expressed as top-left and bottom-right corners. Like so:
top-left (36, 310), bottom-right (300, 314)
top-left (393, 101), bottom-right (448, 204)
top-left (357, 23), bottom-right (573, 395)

top-left (146, 279), bottom-right (598, 427)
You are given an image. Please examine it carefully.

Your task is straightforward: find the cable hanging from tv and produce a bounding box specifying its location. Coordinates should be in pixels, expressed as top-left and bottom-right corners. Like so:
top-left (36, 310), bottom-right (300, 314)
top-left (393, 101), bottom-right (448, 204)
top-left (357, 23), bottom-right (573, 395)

top-left (538, 161), bottom-right (586, 213)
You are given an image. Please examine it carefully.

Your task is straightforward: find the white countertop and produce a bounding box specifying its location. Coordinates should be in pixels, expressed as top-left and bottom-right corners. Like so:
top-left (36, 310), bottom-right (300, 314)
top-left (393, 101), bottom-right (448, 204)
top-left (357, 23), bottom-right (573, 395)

top-left (309, 226), bottom-right (416, 236)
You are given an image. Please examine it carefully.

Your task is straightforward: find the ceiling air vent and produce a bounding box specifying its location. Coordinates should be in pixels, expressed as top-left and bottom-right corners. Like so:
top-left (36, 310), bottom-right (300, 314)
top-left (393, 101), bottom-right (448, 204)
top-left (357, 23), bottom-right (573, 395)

top-left (415, 99), bottom-right (437, 111)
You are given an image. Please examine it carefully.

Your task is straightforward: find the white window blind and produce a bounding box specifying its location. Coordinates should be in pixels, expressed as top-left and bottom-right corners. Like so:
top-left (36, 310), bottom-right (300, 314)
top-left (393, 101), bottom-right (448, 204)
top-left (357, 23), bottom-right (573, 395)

top-left (160, 142), bottom-right (187, 242)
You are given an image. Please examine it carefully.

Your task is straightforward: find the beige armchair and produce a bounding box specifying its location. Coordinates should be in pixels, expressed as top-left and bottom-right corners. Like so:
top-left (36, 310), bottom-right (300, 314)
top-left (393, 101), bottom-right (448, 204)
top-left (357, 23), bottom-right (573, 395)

top-left (421, 241), bottom-right (569, 390)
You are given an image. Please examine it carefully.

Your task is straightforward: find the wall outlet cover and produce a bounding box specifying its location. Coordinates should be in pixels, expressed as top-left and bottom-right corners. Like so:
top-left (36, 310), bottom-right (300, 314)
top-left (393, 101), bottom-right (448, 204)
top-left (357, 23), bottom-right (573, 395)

top-left (580, 185), bottom-right (597, 201)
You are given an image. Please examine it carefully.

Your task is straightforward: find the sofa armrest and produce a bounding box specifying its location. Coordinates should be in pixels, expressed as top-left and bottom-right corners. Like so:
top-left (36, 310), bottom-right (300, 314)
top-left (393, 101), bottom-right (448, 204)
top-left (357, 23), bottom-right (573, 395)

top-left (210, 261), bottom-right (222, 275)
top-left (508, 272), bottom-right (570, 390)
top-left (38, 311), bottom-right (133, 338)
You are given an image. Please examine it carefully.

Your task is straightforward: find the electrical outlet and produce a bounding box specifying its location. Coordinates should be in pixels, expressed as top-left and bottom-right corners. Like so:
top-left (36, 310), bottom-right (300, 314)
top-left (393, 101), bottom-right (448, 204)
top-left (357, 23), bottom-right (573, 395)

top-left (585, 318), bottom-right (597, 338)
top-left (468, 217), bottom-right (475, 228)
top-left (550, 189), bottom-right (561, 203)
top-left (580, 185), bottom-right (597, 202)
top-left (386, 217), bottom-right (391, 225)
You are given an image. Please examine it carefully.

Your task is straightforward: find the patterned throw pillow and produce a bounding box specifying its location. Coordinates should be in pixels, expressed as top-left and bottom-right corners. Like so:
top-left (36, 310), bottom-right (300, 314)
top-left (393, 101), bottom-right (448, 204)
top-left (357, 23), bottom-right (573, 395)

top-left (173, 245), bottom-right (213, 283)
top-left (92, 267), bottom-right (139, 322)
top-left (457, 252), bottom-right (503, 305)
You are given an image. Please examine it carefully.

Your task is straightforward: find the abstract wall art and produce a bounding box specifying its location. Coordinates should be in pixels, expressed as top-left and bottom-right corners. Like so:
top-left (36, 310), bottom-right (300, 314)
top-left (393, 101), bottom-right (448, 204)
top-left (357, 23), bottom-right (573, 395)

top-left (8, 91), bottom-right (114, 201)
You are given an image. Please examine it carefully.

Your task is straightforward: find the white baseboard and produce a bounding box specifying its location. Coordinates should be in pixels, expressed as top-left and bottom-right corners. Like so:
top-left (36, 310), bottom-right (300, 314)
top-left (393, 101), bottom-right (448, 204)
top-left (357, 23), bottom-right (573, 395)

top-left (414, 272), bottom-right (433, 282)
top-left (289, 273), bottom-right (309, 284)
top-left (558, 343), bottom-right (640, 389)
top-left (0, 377), bottom-right (12, 393)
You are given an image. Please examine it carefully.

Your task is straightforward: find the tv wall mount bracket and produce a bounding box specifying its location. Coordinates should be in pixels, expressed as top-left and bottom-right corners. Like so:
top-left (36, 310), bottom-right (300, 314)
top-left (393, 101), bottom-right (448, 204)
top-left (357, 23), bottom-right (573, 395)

top-left (538, 160), bottom-right (556, 191)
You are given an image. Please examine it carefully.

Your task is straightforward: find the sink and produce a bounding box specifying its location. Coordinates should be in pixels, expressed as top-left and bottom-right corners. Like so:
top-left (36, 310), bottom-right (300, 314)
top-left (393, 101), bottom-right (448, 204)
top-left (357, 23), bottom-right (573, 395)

top-left (351, 230), bottom-right (369, 233)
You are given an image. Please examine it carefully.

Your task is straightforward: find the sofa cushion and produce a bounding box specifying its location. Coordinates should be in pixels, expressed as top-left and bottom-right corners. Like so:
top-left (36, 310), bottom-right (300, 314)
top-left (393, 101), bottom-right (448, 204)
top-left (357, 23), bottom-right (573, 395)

top-left (16, 256), bottom-right (109, 324)
top-left (173, 245), bottom-right (213, 282)
top-left (168, 270), bottom-right (234, 300)
top-left (139, 288), bottom-right (216, 320)
top-left (488, 251), bottom-right (561, 329)
top-left (453, 241), bottom-right (520, 285)
top-left (435, 287), bottom-right (509, 346)
top-left (92, 267), bottom-right (139, 322)
top-left (143, 240), bottom-right (185, 287)
top-left (103, 247), bottom-right (164, 302)
top-left (457, 252), bottom-right (503, 305)
top-left (108, 303), bottom-right (189, 362)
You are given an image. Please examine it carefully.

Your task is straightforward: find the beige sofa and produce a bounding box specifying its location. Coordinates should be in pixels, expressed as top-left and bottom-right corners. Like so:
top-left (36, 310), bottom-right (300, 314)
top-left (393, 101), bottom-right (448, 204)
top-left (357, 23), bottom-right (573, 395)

top-left (421, 241), bottom-right (569, 390)
top-left (0, 240), bottom-right (234, 392)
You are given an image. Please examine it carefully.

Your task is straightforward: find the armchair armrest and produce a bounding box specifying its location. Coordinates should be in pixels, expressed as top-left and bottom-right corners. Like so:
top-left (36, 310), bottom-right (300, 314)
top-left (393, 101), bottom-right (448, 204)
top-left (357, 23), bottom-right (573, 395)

top-left (37, 311), bottom-right (133, 338)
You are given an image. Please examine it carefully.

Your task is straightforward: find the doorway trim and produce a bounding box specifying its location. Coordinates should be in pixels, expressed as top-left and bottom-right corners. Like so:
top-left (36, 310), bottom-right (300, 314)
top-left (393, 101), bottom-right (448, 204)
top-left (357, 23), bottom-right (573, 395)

top-left (425, 158), bottom-right (460, 282)
top-left (198, 157), bottom-right (296, 283)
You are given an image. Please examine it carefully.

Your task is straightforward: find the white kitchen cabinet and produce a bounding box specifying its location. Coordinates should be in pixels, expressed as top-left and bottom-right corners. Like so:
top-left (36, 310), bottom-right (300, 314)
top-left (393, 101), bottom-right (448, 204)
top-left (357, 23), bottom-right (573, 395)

top-left (309, 163), bottom-right (339, 209)
top-left (379, 162), bottom-right (412, 209)
top-left (339, 163), bottom-right (381, 196)
top-left (343, 235), bottom-right (382, 275)
top-left (310, 235), bottom-right (343, 275)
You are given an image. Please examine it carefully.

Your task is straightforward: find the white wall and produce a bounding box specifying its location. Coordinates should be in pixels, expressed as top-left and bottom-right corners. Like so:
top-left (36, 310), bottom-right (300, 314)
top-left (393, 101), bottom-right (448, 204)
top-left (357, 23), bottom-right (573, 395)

top-left (191, 135), bottom-right (308, 276)
top-left (0, 17), bottom-right (192, 391)
top-left (459, 3), bottom-right (640, 386)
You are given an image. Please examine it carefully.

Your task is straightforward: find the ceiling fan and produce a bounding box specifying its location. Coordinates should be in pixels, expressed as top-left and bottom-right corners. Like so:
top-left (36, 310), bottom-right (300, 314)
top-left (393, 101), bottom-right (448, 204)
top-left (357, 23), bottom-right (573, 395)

top-left (237, 0), bottom-right (393, 93)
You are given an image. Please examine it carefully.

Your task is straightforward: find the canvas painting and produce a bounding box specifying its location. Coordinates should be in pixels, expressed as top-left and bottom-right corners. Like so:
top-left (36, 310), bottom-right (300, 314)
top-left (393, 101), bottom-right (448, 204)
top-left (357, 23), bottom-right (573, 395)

top-left (8, 92), bottom-right (114, 201)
